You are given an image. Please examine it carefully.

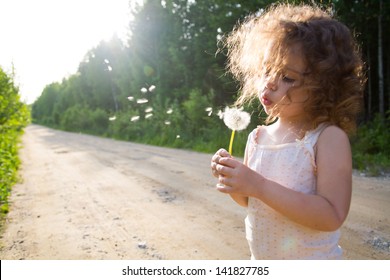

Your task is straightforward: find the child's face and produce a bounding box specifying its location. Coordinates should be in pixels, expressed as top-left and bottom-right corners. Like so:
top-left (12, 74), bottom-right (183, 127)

top-left (258, 44), bottom-right (309, 121)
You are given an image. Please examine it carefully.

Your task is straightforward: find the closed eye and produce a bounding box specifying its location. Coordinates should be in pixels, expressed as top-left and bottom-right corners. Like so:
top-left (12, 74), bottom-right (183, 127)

top-left (282, 75), bottom-right (295, 84)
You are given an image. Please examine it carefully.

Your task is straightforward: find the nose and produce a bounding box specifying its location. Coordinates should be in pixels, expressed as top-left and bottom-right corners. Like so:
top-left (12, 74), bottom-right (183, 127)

top-left (265, 75), bottom-right (278, 91)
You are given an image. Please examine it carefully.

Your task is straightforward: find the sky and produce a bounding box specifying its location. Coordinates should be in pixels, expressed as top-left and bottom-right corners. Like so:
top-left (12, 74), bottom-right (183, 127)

top-left (0, 0), bottom-right (134, 104)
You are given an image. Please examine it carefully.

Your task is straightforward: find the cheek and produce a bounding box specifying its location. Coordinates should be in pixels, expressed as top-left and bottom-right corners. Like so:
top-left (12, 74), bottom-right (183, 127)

top-left (290, 89), bottom-right (310, 103)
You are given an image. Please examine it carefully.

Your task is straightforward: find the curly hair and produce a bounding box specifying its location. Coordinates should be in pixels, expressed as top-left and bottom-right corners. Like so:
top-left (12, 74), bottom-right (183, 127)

top-left (224, 3), bottom-right (365, 134)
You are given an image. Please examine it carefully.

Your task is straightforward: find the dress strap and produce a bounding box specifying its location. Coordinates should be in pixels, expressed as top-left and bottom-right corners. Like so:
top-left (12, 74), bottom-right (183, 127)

top-left (299, 123), bottom-right (329, 174)
top-left (245, 126), bottom-right (263, 161)
top-left (305, 123), bottom-right (329, 145)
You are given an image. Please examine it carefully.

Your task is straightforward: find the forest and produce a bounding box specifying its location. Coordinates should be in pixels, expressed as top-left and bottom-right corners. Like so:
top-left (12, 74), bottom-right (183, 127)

top-left (30, 0), bottom-right (389, 175)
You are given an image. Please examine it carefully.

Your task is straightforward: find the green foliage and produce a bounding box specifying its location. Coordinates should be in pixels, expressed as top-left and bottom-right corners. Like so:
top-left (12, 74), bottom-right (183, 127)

top-left (351, 114), bottom-right (390, 176)
top-left (0, 67), bottom-right (30, 216)
top-left (60, 105), bottom-right (109, 135)
top-left (31, 0), bottom-right (389, 175)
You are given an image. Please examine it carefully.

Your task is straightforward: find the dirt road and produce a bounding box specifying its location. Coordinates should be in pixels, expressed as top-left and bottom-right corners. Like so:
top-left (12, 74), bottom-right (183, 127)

top-left (0, 125), bottom-right (389, 260)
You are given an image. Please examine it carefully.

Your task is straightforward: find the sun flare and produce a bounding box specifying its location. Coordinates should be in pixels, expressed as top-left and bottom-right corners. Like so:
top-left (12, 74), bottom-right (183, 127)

top-left (0, 0), bottom-right (133, 104)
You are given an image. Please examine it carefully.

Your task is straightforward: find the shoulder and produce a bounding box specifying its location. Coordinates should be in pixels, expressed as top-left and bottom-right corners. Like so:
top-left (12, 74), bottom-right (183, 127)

top-left (316, 125), bottom-right (351, 164)
top-left (317, 125), bottom-right (350, 146)
top-left (248, 125), bottom-right (266, 144)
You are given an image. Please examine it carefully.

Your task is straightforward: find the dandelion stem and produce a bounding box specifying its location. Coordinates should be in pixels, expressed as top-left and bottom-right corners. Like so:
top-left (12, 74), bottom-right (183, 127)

top-left (228, 130), bottom-right (236, 155)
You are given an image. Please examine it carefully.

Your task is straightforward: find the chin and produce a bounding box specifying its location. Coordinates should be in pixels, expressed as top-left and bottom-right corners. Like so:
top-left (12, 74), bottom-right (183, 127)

top-left (262, 105), bottom-right (273, 115)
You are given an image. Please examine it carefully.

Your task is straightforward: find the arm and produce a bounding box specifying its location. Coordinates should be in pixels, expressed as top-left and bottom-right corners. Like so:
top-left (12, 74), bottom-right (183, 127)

top-left (216, 126), bottom-right (352, 231)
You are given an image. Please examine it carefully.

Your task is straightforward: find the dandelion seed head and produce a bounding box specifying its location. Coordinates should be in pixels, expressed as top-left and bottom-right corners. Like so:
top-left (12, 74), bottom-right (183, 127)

top-left (145, 107), bottom-right (153, 113)
top-left (131, 116), bottom-right (140, 122)
top-left (137, 98), bottom-right (148, 104)
top-left (223, 106), bottom-right (251, 131)
top-left (217, 110), bottom-right (224, 119)
top-left (176, 135), bottom-right (181, 139)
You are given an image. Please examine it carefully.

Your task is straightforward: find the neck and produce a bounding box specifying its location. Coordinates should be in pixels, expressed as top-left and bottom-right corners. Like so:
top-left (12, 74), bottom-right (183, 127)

top-left (273, 117), bottom-right (310, 141)
top-left (277, 117), bottom-right (309, 131)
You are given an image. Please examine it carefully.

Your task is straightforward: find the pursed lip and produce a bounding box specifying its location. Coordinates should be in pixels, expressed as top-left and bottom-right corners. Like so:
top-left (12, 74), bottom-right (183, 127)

top-left (260, 93), bottom-right (273, 106)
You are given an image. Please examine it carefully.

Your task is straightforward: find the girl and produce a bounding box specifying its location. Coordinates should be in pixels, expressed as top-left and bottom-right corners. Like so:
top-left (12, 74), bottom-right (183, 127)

top-left (211, 3), bottom-right (365, 259)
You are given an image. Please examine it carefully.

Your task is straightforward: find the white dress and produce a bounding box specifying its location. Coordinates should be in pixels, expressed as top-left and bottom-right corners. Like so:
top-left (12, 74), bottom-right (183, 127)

top-left (245, 124), bottom-right (343, 259)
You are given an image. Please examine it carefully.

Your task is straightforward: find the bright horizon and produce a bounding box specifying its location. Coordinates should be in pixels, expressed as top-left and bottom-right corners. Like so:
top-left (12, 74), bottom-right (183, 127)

top-left (0, 0), bottom-right (134, 104)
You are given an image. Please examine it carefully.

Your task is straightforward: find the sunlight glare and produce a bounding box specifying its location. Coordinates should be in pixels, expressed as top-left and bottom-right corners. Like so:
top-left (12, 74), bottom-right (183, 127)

top-left (0, 0), bottom-right (132, 104)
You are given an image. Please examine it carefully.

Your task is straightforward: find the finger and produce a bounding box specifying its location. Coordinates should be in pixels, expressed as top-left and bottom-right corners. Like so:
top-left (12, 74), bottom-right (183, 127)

top-left (216, 164), bottom-right (231, 177)
top-left (218, 157), bottom-right (237, 168)
top-left (216, 182), bottom-right (233, 193)
top-left (210, 162), bottom-right (219, 177)
top-left (218, 149), bottom-right (231, 158)
top-left (212, 154), bottom-right (227, 165)
top-left (211, 153), bottom-right (220, 163)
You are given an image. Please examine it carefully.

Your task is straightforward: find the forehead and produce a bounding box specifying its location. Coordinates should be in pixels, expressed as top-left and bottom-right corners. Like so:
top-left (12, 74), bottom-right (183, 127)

top-left (263, 42), bottom-right (307, 75)
top-left (283, 44), bottom-right (307, 74)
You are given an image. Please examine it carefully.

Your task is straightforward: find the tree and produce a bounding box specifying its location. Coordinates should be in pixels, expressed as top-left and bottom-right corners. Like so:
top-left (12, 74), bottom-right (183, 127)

top-left (31, 0), bottom-right (389, 155)
top-left (378, 0), bottom-right (384, 118)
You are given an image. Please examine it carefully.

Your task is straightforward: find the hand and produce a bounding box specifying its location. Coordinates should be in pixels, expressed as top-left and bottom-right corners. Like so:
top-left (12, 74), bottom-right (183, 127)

top-left (210, 148), bottom-right (231, 178)
top-left (215, 156), bottom-right (262, 197)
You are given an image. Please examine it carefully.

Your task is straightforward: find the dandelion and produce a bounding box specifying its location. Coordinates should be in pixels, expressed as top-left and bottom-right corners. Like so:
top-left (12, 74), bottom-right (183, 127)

top-left (164, 121), bottom-right (171, 125)
top-left (145, 113), bottom-right (153, 119)
top-left (127, 96), bottom-right (134, 101)
top-left (137, 98), bottom-right (148, 104)
top-left (145, 107), bottom-right (153, 113)
top-left (148, 85), bottom-right (156, 92)
top-left (222, 106), bottom-right (251, 155)
top-left (109, 116), bottom-right (116, 121)
top-left (131, 116), bottom-right (140, 122)
top-left (176, 135), bottom-right (181, 139)
top-left (217, 109), bottom-right (224, 119)
top-left (166, 108), bottom-right (173, 114)
top-left (141, 87), bottom-right (148, 93)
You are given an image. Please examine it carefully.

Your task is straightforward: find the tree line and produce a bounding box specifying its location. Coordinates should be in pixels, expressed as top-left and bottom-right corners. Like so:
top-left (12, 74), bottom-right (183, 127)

top-left (0, 67), bottom-right (30, 214)
top-left (31, 0), bottom-right (389, 174)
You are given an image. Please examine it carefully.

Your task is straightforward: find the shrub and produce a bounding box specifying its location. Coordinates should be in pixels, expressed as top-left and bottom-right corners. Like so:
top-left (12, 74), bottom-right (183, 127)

top-left (351, 114), bottom-right (390, 176)
top-left (0, 67), bottom-right (30, 215)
